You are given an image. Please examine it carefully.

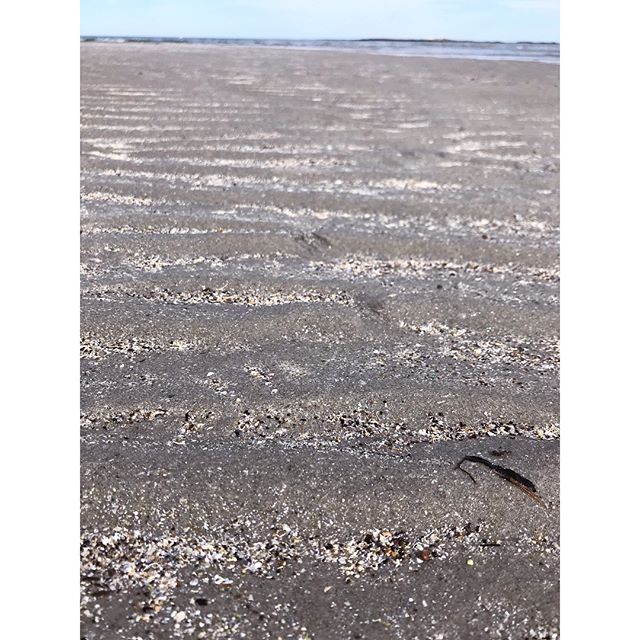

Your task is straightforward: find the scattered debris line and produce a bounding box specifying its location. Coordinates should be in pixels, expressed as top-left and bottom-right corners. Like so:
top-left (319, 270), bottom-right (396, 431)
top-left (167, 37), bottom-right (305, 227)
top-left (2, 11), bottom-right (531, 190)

top-left (456, 455), bottom-right (544, 505)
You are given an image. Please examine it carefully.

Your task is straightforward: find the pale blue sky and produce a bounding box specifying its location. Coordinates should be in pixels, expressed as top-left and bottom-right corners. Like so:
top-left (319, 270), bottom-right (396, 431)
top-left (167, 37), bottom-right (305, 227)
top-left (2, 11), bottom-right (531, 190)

top-left (80, 0), bottom-right (559, 43)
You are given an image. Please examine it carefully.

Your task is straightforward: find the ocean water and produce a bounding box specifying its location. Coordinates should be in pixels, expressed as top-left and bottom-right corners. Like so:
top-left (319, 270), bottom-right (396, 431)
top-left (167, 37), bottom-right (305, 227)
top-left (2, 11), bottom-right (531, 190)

top-left (81, 37), bottom-right (559, 64)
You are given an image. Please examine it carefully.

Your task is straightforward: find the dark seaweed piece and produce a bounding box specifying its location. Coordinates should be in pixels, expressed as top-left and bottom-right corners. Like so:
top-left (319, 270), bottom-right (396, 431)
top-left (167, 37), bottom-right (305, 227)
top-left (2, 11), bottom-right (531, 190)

top-left (480, 540), bottom-right (502, 547)
top-left (455, 455), bottom-right (544, 505)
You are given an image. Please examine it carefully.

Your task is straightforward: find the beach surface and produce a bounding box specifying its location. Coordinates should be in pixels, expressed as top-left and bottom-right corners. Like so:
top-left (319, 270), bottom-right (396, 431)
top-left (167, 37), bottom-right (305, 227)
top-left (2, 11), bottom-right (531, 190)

top-left (81, 43), bottom-right (559, 639)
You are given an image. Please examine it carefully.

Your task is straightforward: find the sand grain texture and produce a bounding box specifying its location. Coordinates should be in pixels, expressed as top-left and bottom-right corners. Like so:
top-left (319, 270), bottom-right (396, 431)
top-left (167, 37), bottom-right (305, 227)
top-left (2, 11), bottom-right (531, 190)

top-left (81, 43), bottom-right (559, 640)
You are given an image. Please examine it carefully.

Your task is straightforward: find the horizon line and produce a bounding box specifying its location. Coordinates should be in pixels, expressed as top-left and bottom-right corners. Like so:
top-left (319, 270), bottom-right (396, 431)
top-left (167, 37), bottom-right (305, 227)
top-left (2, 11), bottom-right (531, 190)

top-left (80, 35), bottom-right (559, 45)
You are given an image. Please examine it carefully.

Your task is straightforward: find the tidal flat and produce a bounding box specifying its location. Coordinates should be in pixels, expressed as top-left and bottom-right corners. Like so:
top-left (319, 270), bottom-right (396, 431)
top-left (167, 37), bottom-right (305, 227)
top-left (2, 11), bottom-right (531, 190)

top-left (81, 43), bottom-right (559, 639)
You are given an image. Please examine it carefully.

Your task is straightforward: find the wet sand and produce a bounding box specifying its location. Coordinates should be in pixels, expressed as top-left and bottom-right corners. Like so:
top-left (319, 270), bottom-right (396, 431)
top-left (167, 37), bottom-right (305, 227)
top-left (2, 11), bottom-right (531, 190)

top-left (80, 43), bottom-right (559, 639)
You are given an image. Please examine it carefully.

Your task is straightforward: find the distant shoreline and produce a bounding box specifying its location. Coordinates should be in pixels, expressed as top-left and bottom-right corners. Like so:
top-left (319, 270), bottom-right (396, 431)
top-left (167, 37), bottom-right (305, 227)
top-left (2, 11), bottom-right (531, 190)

top-left (80, 36), bottom-right (559, 64)
top-left (357, 38), bottom-right (559, 45)
top-left (81, 35), bottom-right (559, 45)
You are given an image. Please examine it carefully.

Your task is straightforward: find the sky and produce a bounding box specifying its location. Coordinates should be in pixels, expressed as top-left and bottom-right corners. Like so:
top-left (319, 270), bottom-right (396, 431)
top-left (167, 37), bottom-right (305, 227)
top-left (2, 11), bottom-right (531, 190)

top-left (80, 0), bottom-right (559, 43)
